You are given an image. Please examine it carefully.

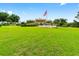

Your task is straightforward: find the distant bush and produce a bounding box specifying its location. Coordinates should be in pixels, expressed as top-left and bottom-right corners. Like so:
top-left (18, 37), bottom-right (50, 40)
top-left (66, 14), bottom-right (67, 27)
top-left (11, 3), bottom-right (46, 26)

top-left (0, 24), bottom-right (2, 27)
top-left (16, 23), bottom-right (21, 26)
top-left (26, 23), bottom-right (38, 27)
top-left (53, 18), bottom-right (67, 27)
top-left (26, 20), bottom-right (35, 23)
top-left (20, 22), bottom-right (26, 27)
top-left (67, 20), bottom-right (79, 27)
top-left (20, 22), bottom-right (38, 27)
top-left (2, 23), bottom-right (10, 26)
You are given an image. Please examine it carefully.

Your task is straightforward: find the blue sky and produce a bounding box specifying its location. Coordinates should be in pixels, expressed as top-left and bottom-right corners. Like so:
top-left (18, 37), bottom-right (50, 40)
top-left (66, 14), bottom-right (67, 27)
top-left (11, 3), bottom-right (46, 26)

top-left (0, 3), bottom-right (79, 22)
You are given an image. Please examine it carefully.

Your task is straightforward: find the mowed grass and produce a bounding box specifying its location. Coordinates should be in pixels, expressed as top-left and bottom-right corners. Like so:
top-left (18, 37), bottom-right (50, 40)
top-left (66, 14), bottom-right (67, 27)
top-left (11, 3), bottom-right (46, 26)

top-left (0, 26), bottom-right (79, 56)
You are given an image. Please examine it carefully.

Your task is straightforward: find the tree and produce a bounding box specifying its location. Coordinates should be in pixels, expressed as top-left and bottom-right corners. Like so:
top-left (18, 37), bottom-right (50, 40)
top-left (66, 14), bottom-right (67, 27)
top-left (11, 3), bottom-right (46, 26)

top-left (72, 11), bottom-right (79, 27)
top-left (0, 12), bottom-right (9, 22)
top-left (53, 19), bottom-right (60, 26)
top-left (72, 20), bottom-right (79, 27)
top-left (8, 14), bottom-right (20, 22)
top-left (53, 18), bottom-right (67, 26)
top-left (59, 18), bottom-right (67, 26)
top-left (20, 22), bottom-right (26, 27)
top-left (26, 20), bottom-right (38, 26)
top-left (26, 20), bottom-right (35, 23)
top-left (75, 12), bottom-right (79, 20)
top-left (46, 20), bottom-right (53, 25)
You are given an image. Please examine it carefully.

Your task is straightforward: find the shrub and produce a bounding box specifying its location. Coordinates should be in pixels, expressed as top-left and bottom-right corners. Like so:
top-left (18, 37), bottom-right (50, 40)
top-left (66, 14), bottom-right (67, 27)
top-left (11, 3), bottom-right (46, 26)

top-left (20, 22), bottom-right (26, 27)
top-left (26, 23), bottom-right (38, 27)
top-left (0, 24), bottom-right (2, 27)
top-left (26, 20), bottom-right (35, 23)
top-left (0, 22), bottom-right (11, 26)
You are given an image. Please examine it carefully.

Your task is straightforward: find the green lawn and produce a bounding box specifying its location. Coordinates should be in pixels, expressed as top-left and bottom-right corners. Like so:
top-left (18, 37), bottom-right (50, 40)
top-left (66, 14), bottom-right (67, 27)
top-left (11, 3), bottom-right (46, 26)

top-left (0, 26), bottom-right (79, 56)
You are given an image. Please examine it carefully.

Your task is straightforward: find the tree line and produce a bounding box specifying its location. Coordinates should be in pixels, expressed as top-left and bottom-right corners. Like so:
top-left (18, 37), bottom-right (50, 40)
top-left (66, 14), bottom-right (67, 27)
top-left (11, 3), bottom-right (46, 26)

top-left (0, 12), bottom-right (20, 24)
top-left (0, 11), bottom-right (79, 27)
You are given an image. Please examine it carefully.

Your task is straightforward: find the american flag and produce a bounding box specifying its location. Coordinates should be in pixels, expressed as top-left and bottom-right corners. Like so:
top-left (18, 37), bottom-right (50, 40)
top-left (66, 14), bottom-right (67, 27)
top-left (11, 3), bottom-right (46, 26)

top-left (43, 10), bottom-right (47, 16)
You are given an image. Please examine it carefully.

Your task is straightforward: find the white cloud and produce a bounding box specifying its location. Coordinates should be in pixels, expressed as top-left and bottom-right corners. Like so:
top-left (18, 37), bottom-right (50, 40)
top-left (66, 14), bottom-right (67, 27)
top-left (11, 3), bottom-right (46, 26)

top-left (0, 10), bottom-right (6, 12)
top-left (7, 10), bottom-right (13, 15)
top-left (0, 9), bottom-right (13, 15)
top-left (60, 3), bottom-right (66, 6)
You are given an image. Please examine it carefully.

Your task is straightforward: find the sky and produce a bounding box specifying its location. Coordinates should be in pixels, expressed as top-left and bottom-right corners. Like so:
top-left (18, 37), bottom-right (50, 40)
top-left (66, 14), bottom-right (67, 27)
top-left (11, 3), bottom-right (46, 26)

top-left (0, 3), bottom-right (79, 22)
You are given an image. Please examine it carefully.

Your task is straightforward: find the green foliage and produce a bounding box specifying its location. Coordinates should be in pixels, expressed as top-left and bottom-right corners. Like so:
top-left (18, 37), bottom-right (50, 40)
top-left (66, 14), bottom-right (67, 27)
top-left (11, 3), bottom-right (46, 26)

top-left (46, 20), bottom-right (52, 23)
top-left (20, 20), bottom-right (38, 27)
top-left (0, 22), bottom-right (11, 26)
top-left (46, 20), bottom-right (53, 25)
top-left (8, 14), bottom-right (20, 22)
top-left (53, 19), bottom-right (60, 26)
top-left (0, 24), bottom-right (2, 27)
top-left (0, 12), bottom-right (9, 22)
top-left (67, 23), bottom-right (73, 27)
top-left (0, 12), bottom-right (20, 26)
top-left (75, 12), bottom-right (79, 20)
top-left (20, 21), bottom-right (38, 27)
top-left (20, 22), bottom-right (26, 27)
top-left (26, 20), bottom-right (35, 23)
top-left (68, 20), bottom-right (79, 27)
top-left (53, 18), bottom-right (67, 26)
top-left (26, 23), bottom-right (38, 27)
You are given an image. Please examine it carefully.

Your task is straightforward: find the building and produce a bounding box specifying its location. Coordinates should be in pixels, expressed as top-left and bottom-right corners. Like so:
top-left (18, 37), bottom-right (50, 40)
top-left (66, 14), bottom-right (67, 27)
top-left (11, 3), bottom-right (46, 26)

top-left (35, 18), bottom-right (57, 28)
top-left (35, 18), bottom-right (46, 25)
